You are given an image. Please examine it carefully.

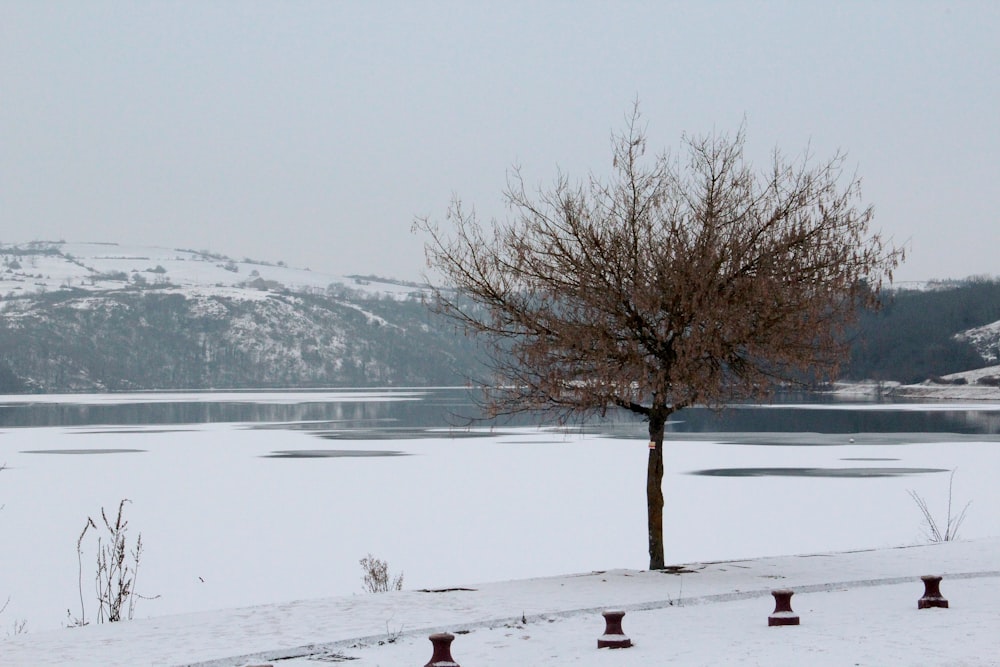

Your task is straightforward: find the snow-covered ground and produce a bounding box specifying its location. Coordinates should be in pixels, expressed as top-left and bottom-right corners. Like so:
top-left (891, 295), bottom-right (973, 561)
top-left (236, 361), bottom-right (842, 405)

top-left (2, 392), bottom-right (999, 665)
top-left (2, 539), bottom-right (998, 666)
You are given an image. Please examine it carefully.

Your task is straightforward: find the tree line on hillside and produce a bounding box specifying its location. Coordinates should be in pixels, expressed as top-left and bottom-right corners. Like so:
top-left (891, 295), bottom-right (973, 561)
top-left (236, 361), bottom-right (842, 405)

top-left (842, 277), bottom-right (1000, 383)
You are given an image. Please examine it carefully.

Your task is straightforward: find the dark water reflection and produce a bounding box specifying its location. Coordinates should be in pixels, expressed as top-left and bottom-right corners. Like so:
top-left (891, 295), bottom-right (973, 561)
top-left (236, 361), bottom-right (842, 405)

top-left (0, 389), bottom-right (467, 430)
top-left (1, 388), bottom-right (999, 438)
top-left (665, 403), bottom-right (1000, 436)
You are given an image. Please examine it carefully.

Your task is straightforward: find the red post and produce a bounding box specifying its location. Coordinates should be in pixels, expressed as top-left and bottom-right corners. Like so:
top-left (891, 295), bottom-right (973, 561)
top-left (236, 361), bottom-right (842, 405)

top-left (918, 575), bottom-right (949, 609)
top-left (597, 609), bottom-right (632, 649)
top-left (425, 632), bottom-right (460, 667)
top-left (768, 589), bottom-right (800, 626)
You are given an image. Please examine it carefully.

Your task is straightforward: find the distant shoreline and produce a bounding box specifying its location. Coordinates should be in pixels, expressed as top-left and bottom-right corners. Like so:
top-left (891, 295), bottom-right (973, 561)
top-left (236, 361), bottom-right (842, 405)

top-left (831, 365), bottom-right (1000, 401)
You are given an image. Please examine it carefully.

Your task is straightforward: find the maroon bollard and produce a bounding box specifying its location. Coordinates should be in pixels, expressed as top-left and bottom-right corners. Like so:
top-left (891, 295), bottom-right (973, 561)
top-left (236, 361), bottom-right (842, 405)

top-left (768, 589), bottom-right (800, 626)
top-left (425, 632), bottom-right (461, 667)
top-left (597, 609), bottom-right (632, 649)
top-left (918, 575), bottom-right (949, 609)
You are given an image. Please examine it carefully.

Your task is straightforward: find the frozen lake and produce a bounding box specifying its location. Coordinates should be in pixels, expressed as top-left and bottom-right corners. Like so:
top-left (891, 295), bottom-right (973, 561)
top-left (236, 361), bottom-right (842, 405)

top-left (1, 388), bottom-right (999, 632)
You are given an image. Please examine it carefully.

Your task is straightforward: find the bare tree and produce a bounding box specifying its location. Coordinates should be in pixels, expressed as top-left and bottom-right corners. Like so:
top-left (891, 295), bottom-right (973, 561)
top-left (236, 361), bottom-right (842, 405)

top-left (416, 107), bottom-right (903, 569)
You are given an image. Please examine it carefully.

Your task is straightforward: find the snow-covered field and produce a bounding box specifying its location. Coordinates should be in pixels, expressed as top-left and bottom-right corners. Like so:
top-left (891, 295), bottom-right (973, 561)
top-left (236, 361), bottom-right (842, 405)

top-left (2, 392), bottom-right (999, 665)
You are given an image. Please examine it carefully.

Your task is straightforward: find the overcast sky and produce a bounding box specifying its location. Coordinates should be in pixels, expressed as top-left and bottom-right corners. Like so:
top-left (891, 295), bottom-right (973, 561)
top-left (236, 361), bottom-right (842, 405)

top-left (2, 1), bottom-right (997, 283)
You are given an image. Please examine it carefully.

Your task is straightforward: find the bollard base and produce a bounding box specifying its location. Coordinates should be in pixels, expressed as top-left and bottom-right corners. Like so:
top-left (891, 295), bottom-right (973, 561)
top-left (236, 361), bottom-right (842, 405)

top-left (598, 634), bottom-right (633, 649)
top-left (768, 612), bottom-right (800, 626)
top-left (918, 597), bottom-right (949, 609)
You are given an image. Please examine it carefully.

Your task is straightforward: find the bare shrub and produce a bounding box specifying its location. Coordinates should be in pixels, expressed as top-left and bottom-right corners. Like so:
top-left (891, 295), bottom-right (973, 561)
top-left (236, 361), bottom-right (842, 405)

top-left (908, 469), bottom-right (971, 542)
top-left (0, 595), bottom-right (25, 636)
top-left (6, 616), bottom-right (26, 637)
top-left (359, 553), bottom-right (404, 593)
top-left (927, 375), bottom-right (966, 385)
top-left (71, 499), bottom-right (157, 625)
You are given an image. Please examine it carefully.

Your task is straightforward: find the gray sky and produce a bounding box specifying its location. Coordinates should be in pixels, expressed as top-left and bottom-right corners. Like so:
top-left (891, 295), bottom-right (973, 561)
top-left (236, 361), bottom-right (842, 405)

top-left (2, 1), bottom-right (998, 283)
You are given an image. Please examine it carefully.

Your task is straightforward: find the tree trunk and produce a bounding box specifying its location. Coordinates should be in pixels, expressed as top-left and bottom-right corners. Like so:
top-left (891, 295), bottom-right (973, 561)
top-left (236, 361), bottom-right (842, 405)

top-left (646, 408), bottom-right (667, 570)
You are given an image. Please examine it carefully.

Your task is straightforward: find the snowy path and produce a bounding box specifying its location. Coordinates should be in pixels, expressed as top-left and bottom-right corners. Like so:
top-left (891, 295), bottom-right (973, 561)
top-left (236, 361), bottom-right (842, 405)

top-left (3, 538), bottom-right (998, 666)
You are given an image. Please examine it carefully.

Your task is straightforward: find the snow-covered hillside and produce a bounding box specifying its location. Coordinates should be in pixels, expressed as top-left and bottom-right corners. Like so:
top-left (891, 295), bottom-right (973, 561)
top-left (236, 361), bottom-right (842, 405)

top-left (0, 240), bottom-right (427, 301)
top-left (3, 241), bottom-right (998, 394)
top-left (956, 320), bottom-right (1000, 365)
top-left (0, 241), bottom-right (479, 392)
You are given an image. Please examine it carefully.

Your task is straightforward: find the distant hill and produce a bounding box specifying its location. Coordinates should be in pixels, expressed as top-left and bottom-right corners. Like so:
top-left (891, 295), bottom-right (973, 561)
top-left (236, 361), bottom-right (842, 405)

top-left (0, 241), bottom-right (483, 392)
top-left (1, 241), bottom-right (997, 393)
